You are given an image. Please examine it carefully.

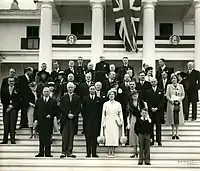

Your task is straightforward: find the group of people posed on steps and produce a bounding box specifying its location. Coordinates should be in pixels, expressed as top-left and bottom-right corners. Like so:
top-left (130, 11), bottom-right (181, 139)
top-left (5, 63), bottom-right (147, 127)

top-left (1, 56), bottom-right (200, 165)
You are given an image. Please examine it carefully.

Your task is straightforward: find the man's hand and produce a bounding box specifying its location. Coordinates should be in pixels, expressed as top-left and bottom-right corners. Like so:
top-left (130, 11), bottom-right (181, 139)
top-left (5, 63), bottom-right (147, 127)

top-left (68, 114), bottom-right (74, 119)
top-left (151, 108), bottom-right (158, 113)
top-left (33, 120), bottom-right (38, 128)
top-left (46, 115), bottom-right (51, 119)
top-left (29, 102), bottom-right (35, 107)
top-left (6, 105), bottom-right (13, 112)
top-left (126, 124), bottom-right (130, 130)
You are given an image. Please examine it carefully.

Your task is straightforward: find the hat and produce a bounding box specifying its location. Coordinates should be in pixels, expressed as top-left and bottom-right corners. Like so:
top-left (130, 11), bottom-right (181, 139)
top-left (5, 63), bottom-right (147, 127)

top-left (58, 71), bottom-right (65, 76)
top-left (29, 82), bottom-right (36, 87)
top-left (129, 90), bottom-right (139, 96)
top-left (48, 82), bottom-right (55, 86)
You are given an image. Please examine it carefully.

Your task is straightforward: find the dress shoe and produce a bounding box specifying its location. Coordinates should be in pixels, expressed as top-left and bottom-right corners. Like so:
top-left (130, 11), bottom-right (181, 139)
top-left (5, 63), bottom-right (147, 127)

top-left (0, 141), bottom-right (8, 144)
top-left (11, 141), bottom-right (16, 144)
top-left (192, 118), bottom-right (196, 121)
top-left (158, 142), bottom-right (162, 146)
top-left (67, 154), bottom-right (76, 158)
top-left (45, 154), bottom-right (53, 157)
top-left (150, 142), bottom-right (154, 146)
top-left (138, 162), bottom-right (143, 165)
top-left (172, 135), bottom-right (176, 139)
top-left (92, 155), bottom-right (99, 158)
top-left (86, 155), bottom-right (91, 158)
top-left (145, 162), bottom-right (151, 165)
top-left (35, 154), bottom-right (44, 157)
top-left (130, 153), bottom-right (138, 158)
top-left (60, 154), bottom-right (66, 158)
top-left (175, 135), bottom-right (179, 139)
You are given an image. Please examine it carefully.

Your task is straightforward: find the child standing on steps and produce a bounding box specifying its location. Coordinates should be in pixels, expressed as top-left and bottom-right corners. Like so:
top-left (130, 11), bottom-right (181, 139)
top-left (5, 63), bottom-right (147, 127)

top-left (134, 108), bottom-right (152, 165)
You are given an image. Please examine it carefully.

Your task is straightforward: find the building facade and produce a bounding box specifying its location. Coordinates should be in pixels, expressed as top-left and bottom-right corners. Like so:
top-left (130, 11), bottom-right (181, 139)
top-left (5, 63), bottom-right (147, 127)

top-left (0, 0), bottom-right (200, 83)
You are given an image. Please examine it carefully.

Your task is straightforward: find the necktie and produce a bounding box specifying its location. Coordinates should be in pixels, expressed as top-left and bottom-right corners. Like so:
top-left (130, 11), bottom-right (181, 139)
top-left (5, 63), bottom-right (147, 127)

top-left (141, 81), bottom-right (144, 86)
top-left (69, 94), bottom-right (72, 102)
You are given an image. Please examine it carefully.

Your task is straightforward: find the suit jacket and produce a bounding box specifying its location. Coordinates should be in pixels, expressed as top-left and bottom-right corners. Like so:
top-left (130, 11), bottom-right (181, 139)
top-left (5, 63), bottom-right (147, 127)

top-left (82, 95), bottom-right (102, 137)
top-left (1, 77), bottom-right (19, 92)
top-left (77, 82), bottom-right (92, 99)
top-left (95, 61), bottom-right (109, 82)
top-left (102, 79), bottom-right (116, 94)
top-left (146, 87), bottom-right (164, 119)
top-left (34, 97), bottom-right (57, 133)
top-left (186, 69), bottom-right (200, 101)
top-left (18, 75), bottom-right (32, 107)
top-left (158, 78), bottom-right (171, 94)
top-left (136, 81), bottom-right (152, 101)
top-left (55, 79), bottom-right (66, 99)
top-left (156, 66), bottom-right (174, 81)
top-left (118, 65), bottom-right (134, 82)
top-left (75, 65), bottom-right (87, 83)
top-left (119, 82), bottom-right (131, 106)
top-left (59, 93), bottom-right (81, 134)
top-left (51, 69), bottom-right (62, 81)
top-left (1, 86), bottom-right (21, 114)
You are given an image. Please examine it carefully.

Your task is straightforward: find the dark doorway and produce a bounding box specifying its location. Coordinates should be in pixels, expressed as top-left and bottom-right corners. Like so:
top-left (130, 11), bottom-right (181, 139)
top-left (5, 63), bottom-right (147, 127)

top-left (159, 23), bottom-right (173, 37)
top-left (71, 23), bottom-right (84, 36)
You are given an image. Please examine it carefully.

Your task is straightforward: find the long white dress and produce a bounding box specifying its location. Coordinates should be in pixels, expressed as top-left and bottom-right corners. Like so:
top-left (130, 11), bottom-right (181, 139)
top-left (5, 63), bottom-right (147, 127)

top-left (101, 100), bottom-right (124, 147)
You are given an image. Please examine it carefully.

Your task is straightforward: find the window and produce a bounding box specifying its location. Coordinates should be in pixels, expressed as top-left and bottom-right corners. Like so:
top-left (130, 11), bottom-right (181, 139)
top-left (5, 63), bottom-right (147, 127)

top-left (27, 26), bottom-right (39, 38)
top-left (159, 23), bottom-right (173, 37)
top-left (71, 23), bottom-right (84, 36)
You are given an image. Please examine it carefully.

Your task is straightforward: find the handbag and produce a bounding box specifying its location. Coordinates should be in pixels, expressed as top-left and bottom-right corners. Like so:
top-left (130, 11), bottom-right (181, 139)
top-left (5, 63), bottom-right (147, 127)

top-left (115, 115), bottom-right (123, 126)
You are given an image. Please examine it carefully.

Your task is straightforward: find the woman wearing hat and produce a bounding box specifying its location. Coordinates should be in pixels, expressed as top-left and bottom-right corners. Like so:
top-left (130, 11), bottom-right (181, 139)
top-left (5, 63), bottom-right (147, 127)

top-left (127, 90), bottom-right (145, 158)
top-left (27, 82), bottom-right (37, 138)
top-left (100, 88), bottom-right (125, 157)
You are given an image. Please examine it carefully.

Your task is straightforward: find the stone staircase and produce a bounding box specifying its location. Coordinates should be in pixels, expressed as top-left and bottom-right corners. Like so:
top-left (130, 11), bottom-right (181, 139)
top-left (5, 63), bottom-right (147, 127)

top-left (0, 103), bottom-right (200, 171)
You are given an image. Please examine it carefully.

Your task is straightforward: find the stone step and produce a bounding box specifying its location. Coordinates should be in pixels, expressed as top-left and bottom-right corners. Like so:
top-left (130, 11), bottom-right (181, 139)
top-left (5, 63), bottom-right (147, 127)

top-left (1, 168), bottom-right (200, 171)
top-left (1, 145), bottom-right (200, 154)
top-left (1, 138), bottom-right (200, 146)
top-left (0, 158), bottom-right (200, 166)
top-left (0, 152), bottom-right (200, 160)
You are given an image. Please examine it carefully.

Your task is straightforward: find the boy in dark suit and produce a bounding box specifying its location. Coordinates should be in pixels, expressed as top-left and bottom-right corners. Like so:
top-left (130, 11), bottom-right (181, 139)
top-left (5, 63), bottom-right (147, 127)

top-left (82, 85), bottom-right (102, 158)
top-left (34, 86), bottom-right (57, 157)
top-left (59, 82), bottom-right (81, 158)
top-left (1, 77), bottom-right (21, 144)
top-left (134, 108), bottom-right (152, 165)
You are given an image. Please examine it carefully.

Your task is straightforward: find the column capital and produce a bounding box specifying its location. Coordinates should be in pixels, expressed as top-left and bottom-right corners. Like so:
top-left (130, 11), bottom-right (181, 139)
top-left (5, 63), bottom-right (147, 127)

top-left (142, 0), bottom-right (157, 8)
top-left (90, 0), bottom-right (105, 9)
top-left (194, 0), bottom-right (200, 9)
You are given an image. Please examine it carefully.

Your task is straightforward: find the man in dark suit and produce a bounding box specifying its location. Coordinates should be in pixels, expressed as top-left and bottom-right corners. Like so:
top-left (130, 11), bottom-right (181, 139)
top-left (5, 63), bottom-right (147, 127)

top-left (119, 74), bottom-right (131, 131)
top-left (136, 71), bottom-right (152, 102)
top-left (76, 56), bottom-right (87, 83)
top-left (1, 68), bottom-right (18, 91)
top-left (77, 72), bottom-right (93, 99)
top-left (35, 63), bottom-right (51, 84)
top-left (95, 56), bottom-right (109, 82)
top-left (82, 86), bottom-right (101, 158)
top-left (146, 78), bottom-right (164, 146)
top-left (0, 77), bottom-right (21, 144)
top-left (65, 61), bottom-right (79, 83)
top-left (34, 87), bottom-right (57, 157)
top-left (55, 71), bottom-right (66, 100)
top-left (51, 61), bottom-right (62, 81)
top-left (60, 82), bottom-right (81, 158)
top-left (158, 71), bottom-right (171, 123)
top-left (156, 58), bottom-right (174, 81)
top-left (18, 67), bottom-right (34, 128)
top-left (102, 71), bottom-right (116, 94)
top-left (186, 62), bottom-right (200, 121)
top-left (118, 57), bottom-right (134, 82)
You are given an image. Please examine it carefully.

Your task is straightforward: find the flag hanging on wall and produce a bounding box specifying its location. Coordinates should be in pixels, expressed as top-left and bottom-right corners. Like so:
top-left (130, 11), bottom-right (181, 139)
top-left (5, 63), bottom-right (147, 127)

top-left (112, 0), bottom-right (142, 52)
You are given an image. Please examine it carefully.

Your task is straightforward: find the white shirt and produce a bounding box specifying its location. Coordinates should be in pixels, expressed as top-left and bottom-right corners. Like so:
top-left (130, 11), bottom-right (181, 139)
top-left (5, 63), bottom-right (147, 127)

top-left (96, 91), bottom-right (101, 97)
top-left (163, 79), bottom-right (167, 89)
top-left (161, 65), bottom-right (166, 71)
top-left (152, 86), bottom-right (157, 92)
top-left (55, 68), bottom-right (60, 72)
top-left (43, 96), bottom-right (49, 102)
top-left (25, 73), bottom-right (29, 81)
top-left (125, 82), bottom-right (129, 87)
top-left (90, 94), bottom-right (95, 100)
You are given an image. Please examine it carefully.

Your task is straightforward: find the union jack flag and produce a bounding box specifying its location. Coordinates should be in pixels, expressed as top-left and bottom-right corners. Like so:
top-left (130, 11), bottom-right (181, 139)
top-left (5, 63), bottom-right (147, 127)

top-left (112, 0), bottom-right (142, 52)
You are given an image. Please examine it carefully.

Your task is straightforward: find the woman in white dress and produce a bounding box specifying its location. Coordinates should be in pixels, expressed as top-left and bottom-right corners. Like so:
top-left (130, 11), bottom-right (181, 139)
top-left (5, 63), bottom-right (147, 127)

top-left (101, 88), bottom-right (124, 157)
top-left (166, 73), bottom-right (185, 139)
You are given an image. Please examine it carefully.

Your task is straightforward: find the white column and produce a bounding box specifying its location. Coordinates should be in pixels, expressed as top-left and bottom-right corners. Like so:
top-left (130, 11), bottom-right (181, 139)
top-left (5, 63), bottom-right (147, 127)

top-left (38, 0), bottom-right (53, 72)
top-left (90, 0), bottom-right (105, 66)
top-left (194, 0), bottom-right (200, 71)
top-left (142, 0), bottom-right (157, 76)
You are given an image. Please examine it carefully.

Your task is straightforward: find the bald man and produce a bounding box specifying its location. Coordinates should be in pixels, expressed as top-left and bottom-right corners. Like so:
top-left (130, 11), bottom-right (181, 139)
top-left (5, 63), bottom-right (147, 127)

top-left (185, 62), bottom-right (200, 121)
top-left (60, 83), bottom-right (81, 158)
